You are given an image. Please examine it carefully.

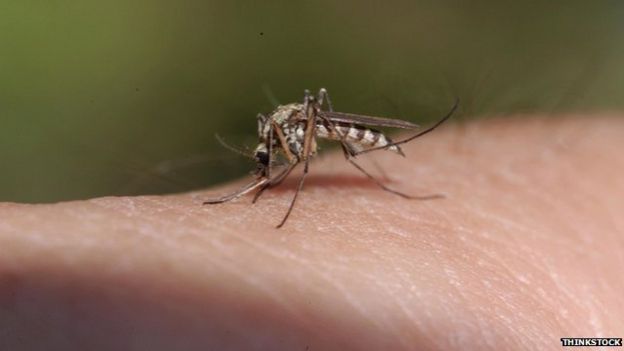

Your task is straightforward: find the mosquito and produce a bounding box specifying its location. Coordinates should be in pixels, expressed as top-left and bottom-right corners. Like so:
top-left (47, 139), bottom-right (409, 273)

top-left (203, 88), bottom-right (459, 228)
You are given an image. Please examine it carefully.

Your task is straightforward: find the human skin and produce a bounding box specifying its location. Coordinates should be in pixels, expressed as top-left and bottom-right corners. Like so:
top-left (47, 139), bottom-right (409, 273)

top-left (0, 116), bottom-right (623, 350)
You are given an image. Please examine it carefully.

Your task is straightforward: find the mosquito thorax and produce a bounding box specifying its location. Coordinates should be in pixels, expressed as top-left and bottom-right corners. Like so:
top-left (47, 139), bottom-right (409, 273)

top-left (257, 104), bottom-right (303, 140)
top-left (269, 103), bottom-right (303, 125)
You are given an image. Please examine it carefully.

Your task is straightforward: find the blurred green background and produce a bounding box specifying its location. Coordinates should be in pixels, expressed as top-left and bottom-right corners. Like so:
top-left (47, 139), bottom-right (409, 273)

top-left (1, 1), bottom-right (623, 203)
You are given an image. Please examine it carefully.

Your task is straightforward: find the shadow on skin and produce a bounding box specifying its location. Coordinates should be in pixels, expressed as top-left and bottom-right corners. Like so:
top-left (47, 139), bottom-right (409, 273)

top-left (251, 174), bottom-right (444, 204)
top-left (269, 174), bottom-right (392, 192)
top-left (0, 267), bottom-right (494, 351)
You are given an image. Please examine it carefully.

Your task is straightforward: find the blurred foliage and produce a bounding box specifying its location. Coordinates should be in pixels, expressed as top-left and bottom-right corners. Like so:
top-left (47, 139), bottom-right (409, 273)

top-left (1, 1), bottom-right (623, 202)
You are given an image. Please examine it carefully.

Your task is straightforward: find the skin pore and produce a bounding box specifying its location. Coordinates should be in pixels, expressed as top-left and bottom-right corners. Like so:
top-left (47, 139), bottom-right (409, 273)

top-left (0, 116), bottom-right (623, 350)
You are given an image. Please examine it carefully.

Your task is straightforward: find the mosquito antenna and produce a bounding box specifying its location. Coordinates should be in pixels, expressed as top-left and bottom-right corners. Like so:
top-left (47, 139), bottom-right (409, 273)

top-left (215, 134), bottom-right (254, 159)
top-left (354, 97), bottom-right (460, 156)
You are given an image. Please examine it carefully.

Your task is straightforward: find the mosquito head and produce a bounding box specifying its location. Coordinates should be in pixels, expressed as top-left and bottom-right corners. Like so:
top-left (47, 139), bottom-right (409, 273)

top-left (254, 142), bottom-right (270, 176)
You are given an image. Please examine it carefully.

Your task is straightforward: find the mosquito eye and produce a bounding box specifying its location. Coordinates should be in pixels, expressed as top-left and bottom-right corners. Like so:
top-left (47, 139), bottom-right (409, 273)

top-left (255, 151), bottom-right (269, 166)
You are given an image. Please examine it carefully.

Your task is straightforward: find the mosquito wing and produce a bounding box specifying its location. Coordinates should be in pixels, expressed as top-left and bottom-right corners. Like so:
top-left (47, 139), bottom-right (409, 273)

top-left (319, 111), bottom-right (420, 129)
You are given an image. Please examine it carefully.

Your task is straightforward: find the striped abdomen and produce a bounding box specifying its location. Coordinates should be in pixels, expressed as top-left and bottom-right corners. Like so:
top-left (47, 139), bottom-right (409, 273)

top-left (315, 121), bottom-right (404, 155)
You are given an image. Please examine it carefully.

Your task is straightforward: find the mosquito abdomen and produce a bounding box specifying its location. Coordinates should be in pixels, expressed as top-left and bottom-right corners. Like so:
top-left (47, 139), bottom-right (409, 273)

top-left (316, 121), bottom-right (404, 155)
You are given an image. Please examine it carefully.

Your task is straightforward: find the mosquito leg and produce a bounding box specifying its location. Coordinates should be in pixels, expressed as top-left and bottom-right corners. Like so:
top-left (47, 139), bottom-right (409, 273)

top-left (265, 121), bottom-right (274, 178)
top-left (317, 88), bottom-right (353, 161)
top-left (203, 178), bottom-right (269, 204)
top-left (318, 88), bottom-right (334, 112)
top-left (347, 158), bottom-right (444, 200)
top-left (252, 163), bottom-right (297, 204)
top-left (370, 156), bottom-right (390, 181)
top-left (257, 113), bottom-right (267, 133)
top-left (315, 90), bottom-right (358, 162)
top-left (276, 160), bottom-right (309, 228)
top-left (318, 114), bottom-right (355, 160)
top-left (276, 93), bottom-right (317, 228)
